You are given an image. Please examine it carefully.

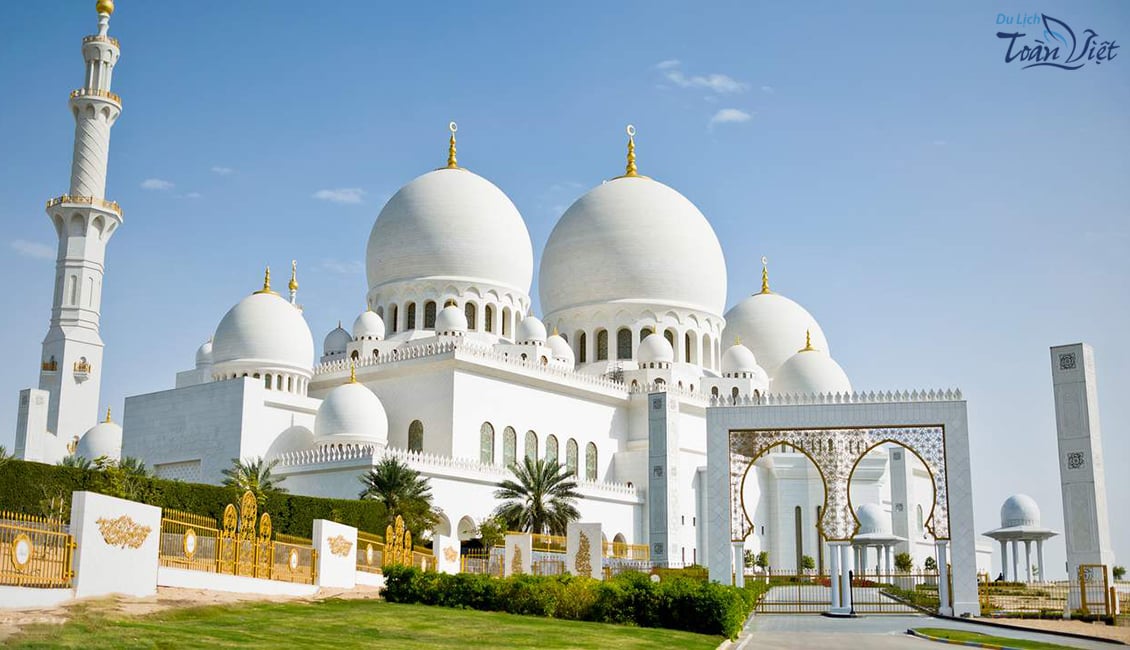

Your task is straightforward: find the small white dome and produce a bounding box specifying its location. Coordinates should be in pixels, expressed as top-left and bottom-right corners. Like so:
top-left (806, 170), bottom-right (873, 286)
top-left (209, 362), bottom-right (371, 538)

top-left (722, 292), bottom-right (829, 376)
top-left (323, 323), bottom-right (351, 356)
top-left (1001, 494), bottom-right (1041, 528)
top-left (435, 304), bottom-right (468, 334)
top-left (771, 345), bottom-right (851, 395)
top-left (856, 503), bottom-right (891, 535)
top-left (195, 339), bottom-right (213, 368)
top-left (212, 290), bottom-right (314, 373)
top-left (366, 168), bottom-right (534, 294)
top-left (721, 342), bottom-right (758, 376)
top-left (517, 315), bottom-right (547, 344)
top-left (314, 381), bottom-right (389, 446)
top-left (546, 332), bottom-right (574, 363)
top-left (539, 176), bottom-right (727, 318)
top-left (352, 309), bottom-right (385, 340)
top-left (637, 332), bottom-right (674, 364)
top-left (77, 418), bottom-right (122, 461)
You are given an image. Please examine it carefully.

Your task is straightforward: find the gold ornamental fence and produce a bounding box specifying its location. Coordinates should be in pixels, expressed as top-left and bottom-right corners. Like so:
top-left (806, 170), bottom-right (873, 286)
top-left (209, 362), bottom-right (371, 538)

top-left (603, 540), bottom-right (650, 561)
top-left (356, 531), bottom-right (386, 574)
top-left (158, 491), bottom-right (316, 585)
top-left (0, 510), bottom-right (75, 588)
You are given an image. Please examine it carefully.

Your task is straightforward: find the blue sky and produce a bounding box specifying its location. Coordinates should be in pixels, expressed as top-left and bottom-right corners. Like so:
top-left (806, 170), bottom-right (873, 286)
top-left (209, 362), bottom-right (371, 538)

top-left (2, 1), bottom-right (1127, 578)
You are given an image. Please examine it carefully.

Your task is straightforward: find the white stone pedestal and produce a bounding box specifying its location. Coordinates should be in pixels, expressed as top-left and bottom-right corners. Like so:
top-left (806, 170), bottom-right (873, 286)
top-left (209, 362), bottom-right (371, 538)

top-left (71, 491), bottom-right (161, 598)
top-left (312, 519), bottom-right (357, 589)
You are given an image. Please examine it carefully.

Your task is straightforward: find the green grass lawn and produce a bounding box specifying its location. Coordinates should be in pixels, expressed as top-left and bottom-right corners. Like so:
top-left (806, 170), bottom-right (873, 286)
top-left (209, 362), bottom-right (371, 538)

top-left (8, 598), bottom-right (722, 649)
top-left (912, 627), bottom-right (1081, 650)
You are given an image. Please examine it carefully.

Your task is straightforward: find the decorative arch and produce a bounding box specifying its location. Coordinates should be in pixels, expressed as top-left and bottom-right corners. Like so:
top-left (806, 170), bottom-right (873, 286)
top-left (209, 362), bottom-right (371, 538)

top-left (406, 302), bottom-right (417, 330)
top-left (424, 301), bottom-right (437, 329)
top-left (503, 426), bottom-right (517, 466)
top-left (576, 331), bottom-right (587, 363)
top-left (484, 304), bottom-right (495, 333)
top-left (545, 434), bottom-right (559, 464)
top-left (584, 442), bottom-right (598, 481)
top-left (524, 430), bottom-right (537, 462)
top-left (390, 304), bottom-right (399, 333)
top-left (595, 329), bottom-right (609, 361)
top-left (480, 422), bottom-right (495, 465)
top-left (465, 301), bottom-right (477, 330)
top-left (565, 439), bottom-right (579, 476)
top-left (616, 328), bottom-right (632, 360)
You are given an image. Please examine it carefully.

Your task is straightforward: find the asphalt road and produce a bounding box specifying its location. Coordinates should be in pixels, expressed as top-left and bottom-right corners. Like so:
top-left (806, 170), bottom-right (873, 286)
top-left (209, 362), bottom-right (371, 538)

top-left (737, 614), bottom-right (1115, 649)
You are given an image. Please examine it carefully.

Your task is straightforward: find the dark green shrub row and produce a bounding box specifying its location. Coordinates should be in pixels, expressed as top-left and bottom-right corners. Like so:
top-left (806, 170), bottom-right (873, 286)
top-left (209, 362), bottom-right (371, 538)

top-left (382, 565), bottom-right (764, 639)
top-left (0, 459), bottom-right (386, 537)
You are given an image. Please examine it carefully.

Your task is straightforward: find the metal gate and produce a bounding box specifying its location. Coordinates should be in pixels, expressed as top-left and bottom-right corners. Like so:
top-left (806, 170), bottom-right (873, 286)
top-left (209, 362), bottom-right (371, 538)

top-left (754, 572), bottom-right (831, 614)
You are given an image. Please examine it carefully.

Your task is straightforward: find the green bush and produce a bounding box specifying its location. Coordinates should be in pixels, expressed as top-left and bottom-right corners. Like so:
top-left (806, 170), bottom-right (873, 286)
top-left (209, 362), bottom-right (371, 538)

top-left (0, 459), bottom-right (386, 537)
top-left (381, 566), bottom-right (757, 638)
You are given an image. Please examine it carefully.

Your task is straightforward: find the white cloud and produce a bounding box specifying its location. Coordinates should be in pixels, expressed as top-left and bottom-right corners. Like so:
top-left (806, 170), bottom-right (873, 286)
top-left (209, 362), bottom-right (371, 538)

top-left (657, 61), bottom-right (748, 94)
top-left (760, 85), bottom-right (775, 94)
top-left (211, 166), bottom-right (234, 175)
top-left (11, 239), bottom-right (55, 260)
top-left (180, 192), bottom-right (202, 199)
top-left (710, 108), bottom-right (753, 126)
top-left (321, 259), bottom-right (364, 274)
top-left (312, 188), bottom-right (365, 205)
top-left (141, 178), bottom-right (174, 191)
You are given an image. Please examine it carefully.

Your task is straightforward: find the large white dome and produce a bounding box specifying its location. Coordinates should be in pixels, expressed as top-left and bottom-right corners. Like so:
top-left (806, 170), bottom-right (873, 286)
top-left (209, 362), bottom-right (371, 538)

top-left (77, 415), bottom-right (122, 461)
top-left (314, 381), bottom-right (389, 447)
top-left (539, 176), bottom-right (727, 317)
top-left (352, 309), bottom-right (385, 341)
top-left (721, 342), bottom-right (759, 376)
top-left (323, 323), bottom-right (351, 356)
top-left (856, 503), bottom-right (891, 535)
top-left (638, 332), bottom-right (674, 364)
top-left (212, 289), bottom-right (314, 374)
top-left (365, 168), bottom-right (534, 294)
top-left (1000, 494), bottom-right (1041, 528)
top-left (772, 346), bottom-right (851, 395)
top-left (723, 292), bottom-right (829, 377)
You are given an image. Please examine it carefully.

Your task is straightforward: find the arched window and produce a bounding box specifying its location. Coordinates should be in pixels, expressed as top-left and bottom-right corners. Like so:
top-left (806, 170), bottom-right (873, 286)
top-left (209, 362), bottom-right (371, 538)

top-left (702, 334), bottom-right (712, 369)
top-left (287, 376), bottom-right (294, 392)
top-left (390, 304), bottom-right (399, 333)
top-left (502, 307), bottom-right (512, 337)
top-left (616, 328), bottom-right (632, 360)
top-left (406, 303), bottom-right (417, 330)
top-left (684, 332), bottom-right (692, 362)
top-left (484, 304), bottom-right (495, 333)
top-left (465, 301), bottom-right (477, 331)
top-left (731, 386), bottom-right (740, 400)
top-left (566, 439), bottom-right (579, 476)
top-left (584, 442), bottom-right (598, 481)
top-left (264, 374), bottom-right (272, 389)
top-left (408, 420), bottom-right (424, 452)
top-left (665, 329), bottom-right (676, 350)
top-left (711, 386), bottom-right (719, 398)
top-left (640, 327), bottom-right (655, 341)
top-left (596, 329), bottom-right (608, 361)
top-left (525, 430), bottom-right (537, 463)
top-left (794, 505), bottom-right (804, 570)
top-left (577, 331), bottom-right (587, 363)
top-left (351, 350), bottom-right (360, 360)
top-left (424, 301), bottom-right (437, 329)
top-left (916, 504), bottom-right (924, 532)
top-left (503, 426), bottom-right (517, 466)
top-left (480, 422), bottom-right (495, 465)
top-left (545, 434), bottom-right (559, 465)
top-left (376, 305), bottom-right (384, 319)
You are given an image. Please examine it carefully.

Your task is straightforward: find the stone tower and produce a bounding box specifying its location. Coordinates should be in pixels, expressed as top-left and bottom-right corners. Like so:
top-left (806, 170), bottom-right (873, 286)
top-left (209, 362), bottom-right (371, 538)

top-left (15, 0), bottom-right (123, 462)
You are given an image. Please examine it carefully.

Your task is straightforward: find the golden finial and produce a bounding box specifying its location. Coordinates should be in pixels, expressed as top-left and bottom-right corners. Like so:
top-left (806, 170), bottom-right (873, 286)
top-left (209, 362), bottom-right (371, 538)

top-left (446, 121), bottom-right (459, 169)
top-left (288, 260), bottom-right (299, 292)
top-left (799, 329), bottom-right (815, 352)
top-left (349, 363), bottom-right (357, 383)
top-left (624, 124), bottom-right (638, 177)
top-left (552, 325), bottom-right (559, 336)
top-left (760, 256), bottom-right (771, 294)
top-left (253, 266), bottom-right (277, 295)
top-left (96, 0), bottom-right (114, 16)
top-left (734, 335), bottom-right (742, 346)
top-left (67, 437), bottom-right (78, 455)
top-left (104, 406), bottom-right (112, 423)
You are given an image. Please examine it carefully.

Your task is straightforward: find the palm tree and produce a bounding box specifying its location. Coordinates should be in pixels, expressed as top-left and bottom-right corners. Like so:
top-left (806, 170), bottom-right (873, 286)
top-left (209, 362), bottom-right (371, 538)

top-left (494, 456), bottom-right (580, 535)
top-left (222, 457), bottom-right (287, 506)
top-left (359, 457), bottom-right (438, 537)
top-left (118, 456), bottom-right (152, 478)
top-left (59, 454), bottom-right (92, 470)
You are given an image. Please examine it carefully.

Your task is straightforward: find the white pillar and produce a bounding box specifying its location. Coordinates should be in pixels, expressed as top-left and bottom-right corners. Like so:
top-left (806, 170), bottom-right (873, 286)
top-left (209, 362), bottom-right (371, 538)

top-left (1036, 540), bottom-right (1045, 584)
top-left (1023, 540), bottom-right (1032, 584)
top-left (884, 545), bottom-right (893, 576)
top-left (829, 542), bottom-right (842, 610)
top-left (860, 546), bottom-right (868, 578)
top-left (936, 541), bottom-right (952, 616)
top-left (840, 543), bottom-right (854, 612)
top-left (1017, 538), bottom-right (1026, 583)
top-left (1000, 540), bottom-right (1009, 581)
top-left (732, 542), bottom-right (745, 587)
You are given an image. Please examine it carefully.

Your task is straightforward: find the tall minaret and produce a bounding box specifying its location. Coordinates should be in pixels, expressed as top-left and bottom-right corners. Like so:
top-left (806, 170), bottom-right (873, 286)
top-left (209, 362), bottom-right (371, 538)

top-left (18, 0), bottom-right (124, 460)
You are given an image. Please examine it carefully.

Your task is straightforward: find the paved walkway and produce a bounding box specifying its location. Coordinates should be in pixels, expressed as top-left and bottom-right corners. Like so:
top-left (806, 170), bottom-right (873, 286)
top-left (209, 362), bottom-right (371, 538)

top-left (736, 615), bottom-right (1116, 650)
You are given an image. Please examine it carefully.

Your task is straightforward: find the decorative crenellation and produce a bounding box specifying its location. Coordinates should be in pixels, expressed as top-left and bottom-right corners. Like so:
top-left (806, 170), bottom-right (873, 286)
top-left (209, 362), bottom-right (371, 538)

top-left (96, 515), bottom-right (152, 549)
top-left (710, 388), bottom-right (963, 408)
top-left (629, 381), bottom-right (710, 405)
top-left (313, 337), bottom-right (628, 395)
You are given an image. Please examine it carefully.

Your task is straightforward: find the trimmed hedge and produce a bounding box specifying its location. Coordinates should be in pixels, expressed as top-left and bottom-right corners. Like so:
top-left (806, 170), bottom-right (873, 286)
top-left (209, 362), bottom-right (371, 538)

top-left (382, 565), bottom-right (764, 639)
top-left (0, 459), bottom-right (386, 537)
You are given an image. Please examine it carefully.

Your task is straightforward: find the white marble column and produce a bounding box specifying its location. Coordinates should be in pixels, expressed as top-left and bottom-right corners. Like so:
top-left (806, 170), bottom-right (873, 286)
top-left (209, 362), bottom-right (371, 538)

top-left (936, 541), bottom-right (952, 616)
top-left (1036, 540), bottom-right (1045, 584)
top-left (859, 546), bottom-right (868, 578)
top-left (884, 545), bottom-right (893, 576)
top-left (840, 543), bottom-right (854, 612)
top-left (1010, 540), bottom-right (1019, 583)
top-left (1023, 540), bottom-right (1032, 584)
top-left (829, 542), bottom-right (842, 610)
top-left (732, 542), bottom-right (745, 587)
top-left (1000, 540), bottom-right (1009, 581)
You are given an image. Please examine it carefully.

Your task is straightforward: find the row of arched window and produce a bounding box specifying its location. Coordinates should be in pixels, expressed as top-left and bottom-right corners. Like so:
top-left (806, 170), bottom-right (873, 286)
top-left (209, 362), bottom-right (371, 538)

top-left (377, 300), bottom-right (523, 336)
top-left (479, 422), bottom-right (598, 481)
top-left (213, 370), bottom-right (308, 395)
top-left (555, 326), bottom-right (720, 369)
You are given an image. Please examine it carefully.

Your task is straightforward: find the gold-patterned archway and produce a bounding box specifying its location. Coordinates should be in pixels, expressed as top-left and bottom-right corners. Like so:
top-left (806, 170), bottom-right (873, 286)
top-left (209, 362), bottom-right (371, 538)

top-left (730, 426), bottom-right (950, 542)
